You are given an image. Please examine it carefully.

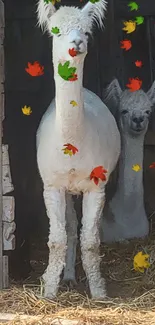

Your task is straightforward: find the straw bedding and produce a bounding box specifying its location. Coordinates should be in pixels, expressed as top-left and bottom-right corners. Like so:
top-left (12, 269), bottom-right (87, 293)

top-left (1, 229), bottom-right (155, 324)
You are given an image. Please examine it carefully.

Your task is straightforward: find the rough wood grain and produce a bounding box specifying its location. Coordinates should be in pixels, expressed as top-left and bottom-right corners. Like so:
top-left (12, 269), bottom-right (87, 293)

top-left (2, 145), bottom-right (9, 165)
top-left (3, 221), bottom-right (16, 250)
top-left (2, 256), bottom-right (8, 288)
top-left (2, 146), bottom-right (14, 194)
top-left (0, 0), bottom-right (4, 290)
top-left (2, 196), bottom-right (15, 222)
top-left (2, 165), bottom-right (14, 194)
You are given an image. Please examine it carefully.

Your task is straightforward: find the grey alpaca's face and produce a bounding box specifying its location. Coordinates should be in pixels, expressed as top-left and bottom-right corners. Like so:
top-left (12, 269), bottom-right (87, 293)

top-left (119, 91), bottom-right (152, 137)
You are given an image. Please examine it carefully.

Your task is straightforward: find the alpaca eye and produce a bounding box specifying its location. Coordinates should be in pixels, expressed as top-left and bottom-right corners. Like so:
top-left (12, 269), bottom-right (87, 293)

top-left (146, 110), bottom-right (151, 115)
top-left (85, 32), bottom-right (90, 37)
top-left (121, 110), bottom-right (128, 115)
top-left (57, 34), bottom-right (61, 37)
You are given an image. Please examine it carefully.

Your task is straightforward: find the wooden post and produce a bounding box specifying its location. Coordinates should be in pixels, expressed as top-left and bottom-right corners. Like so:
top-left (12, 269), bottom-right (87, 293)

top-left (0, 0), bottom-right (5, 290)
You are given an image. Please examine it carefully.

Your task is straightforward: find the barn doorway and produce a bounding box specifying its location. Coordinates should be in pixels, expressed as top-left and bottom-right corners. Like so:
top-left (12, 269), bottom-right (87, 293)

top-left (3, 0), bottom-right (155, 296)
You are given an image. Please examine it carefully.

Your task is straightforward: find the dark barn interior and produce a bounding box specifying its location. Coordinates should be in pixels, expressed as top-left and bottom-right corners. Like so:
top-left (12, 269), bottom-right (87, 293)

top-left (3, 0), bottom-right (155, 283)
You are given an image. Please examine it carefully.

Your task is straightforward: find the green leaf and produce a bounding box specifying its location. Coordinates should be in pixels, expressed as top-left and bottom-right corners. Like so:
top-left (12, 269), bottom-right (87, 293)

top-left (135, 16), bottom-right (144, 25)
top-left (44, 0), bottom-right (51, 3)
top-left (58, 61), bottom-right (77, 81)
top-left (51, 27), bottom-right (60, 34)
top-left (128, 1), bottom-right (139, 11)
top-left (89, 0), bottom-right (100, 3)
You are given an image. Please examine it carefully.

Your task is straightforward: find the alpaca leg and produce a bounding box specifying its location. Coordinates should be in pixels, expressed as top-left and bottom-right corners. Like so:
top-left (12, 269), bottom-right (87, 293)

top-left (63, 193), bottom-right (78, 284)
top-left (80, 191), bottom-right (106, 299)
top-left (43, 186), bottom-right (67, 299)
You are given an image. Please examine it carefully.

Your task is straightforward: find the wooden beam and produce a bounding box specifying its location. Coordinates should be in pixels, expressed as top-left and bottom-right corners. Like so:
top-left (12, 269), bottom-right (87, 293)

top-left (0, 0), bottom-right (4, 290)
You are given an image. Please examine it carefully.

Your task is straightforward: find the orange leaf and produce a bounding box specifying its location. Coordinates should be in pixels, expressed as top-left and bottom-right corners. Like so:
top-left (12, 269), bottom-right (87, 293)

top-left (25, 61), bottom-right (44, 76)
top-left (120, 40), bottom-right (132, 51)
top-left (135, 60), bottom-right (143, 68)
top-left (149, 162), bottom-right (155, 169)
top-left (126, 78), bottom-right (142, 92)
top-left (69, 48), bottom-right (77, 57)
top-left (90, 166), bottom-right (107, 185)
top-left (62, 143), bottom-right (78, 155)
top-left (69, 73), bottom-right (78, 81)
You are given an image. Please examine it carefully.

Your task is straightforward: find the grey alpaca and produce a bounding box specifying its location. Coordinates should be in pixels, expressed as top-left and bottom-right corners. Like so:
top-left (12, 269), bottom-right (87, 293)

top-left (101, 79), bottom-right (155, 243)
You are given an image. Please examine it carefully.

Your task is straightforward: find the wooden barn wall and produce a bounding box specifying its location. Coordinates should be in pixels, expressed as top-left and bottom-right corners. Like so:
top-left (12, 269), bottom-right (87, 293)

top-left (3, 0), bottom-right (155, 243)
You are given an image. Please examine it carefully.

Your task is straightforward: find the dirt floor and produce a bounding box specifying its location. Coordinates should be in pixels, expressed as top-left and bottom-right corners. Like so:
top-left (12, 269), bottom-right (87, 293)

top-left (1, 223), bottom-right (155, 324)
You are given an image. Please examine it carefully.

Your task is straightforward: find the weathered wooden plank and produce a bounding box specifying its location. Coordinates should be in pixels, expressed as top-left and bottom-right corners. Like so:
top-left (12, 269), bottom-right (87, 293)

top-left (2, 256), bottom-right (9, 288)
top-left (0, 46), bottom-right (4, 82)
top-left (0, 0), bottom-right (5, 290)
top-left (5, 2), bottom-right (36, 20)
top-left (0, 87), bottom-right (4, 122)
top-left (145, 131), bottom-right (155, 146)
top-left (2, 196), bottom-right (15, 222)
top-left (2, 145), bottom-right (9, 165)
top-left (3, 221), bottom-right (16, 250)
top-left (2, 144), bottom-right (14, 194)
top-left (2, 165), bottom-right (14, 194)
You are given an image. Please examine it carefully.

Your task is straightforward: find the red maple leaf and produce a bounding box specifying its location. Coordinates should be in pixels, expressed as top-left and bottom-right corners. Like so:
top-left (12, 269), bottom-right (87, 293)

top-left (25, 61), bottom-right (44, 76)
top-left (135, 60), bottom-right (143, 68)
top-left (90, 166), bottom-right (107, 185)
top-left (120, 40), bottom-right (132, 51)
top-left (69, 48), bottom-right (77, 57)
top-left (126, 78), bottom-right (142, 92)
top-left (63, 143), bottom-right (78, 155)
top-left (149, 162), bottom-right (155, 169)
top-left (69, 73), bottom-right (78, 81)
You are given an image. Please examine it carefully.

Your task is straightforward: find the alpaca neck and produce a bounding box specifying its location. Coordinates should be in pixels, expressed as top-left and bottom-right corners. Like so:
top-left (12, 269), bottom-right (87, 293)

top-left (54, 56), bottom-right (85, 142)
top-left (117, 133), bottom-right (144, 199)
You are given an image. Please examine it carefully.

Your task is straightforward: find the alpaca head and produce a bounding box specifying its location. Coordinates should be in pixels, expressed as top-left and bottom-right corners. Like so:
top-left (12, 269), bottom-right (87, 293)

top-left (37, 0), bottom-right (107, 61)
top-left (104, 79), bottom-right (155, 138)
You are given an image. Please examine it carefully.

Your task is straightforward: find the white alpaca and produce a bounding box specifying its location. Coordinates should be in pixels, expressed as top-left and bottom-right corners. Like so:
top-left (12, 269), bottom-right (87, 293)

top-left (37, 0), bottom-right (120, 299)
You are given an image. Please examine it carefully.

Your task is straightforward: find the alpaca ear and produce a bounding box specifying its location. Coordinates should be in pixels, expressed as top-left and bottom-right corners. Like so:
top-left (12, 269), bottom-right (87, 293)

top-left (103, 79), bottom-right (122, 116)
top-left (104, 79), bottom-right (122, 105)
top-left (81, 0), bottom-right (107, 29)
top-left (37, 0), bottom-right (56, 32)
top-left (147, 81), bottom-right (155, 105)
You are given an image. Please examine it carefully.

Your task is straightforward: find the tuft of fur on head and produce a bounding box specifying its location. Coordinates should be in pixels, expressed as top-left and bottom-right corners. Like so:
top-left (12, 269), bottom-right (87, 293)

top-left (37, 0), bottom-right (107, 35)
top-left (82, 0), bottom-right (107, 30)
top-left (48, 6), bottom-right (93, 35)
top-left (103, 79), bottom-right (122, 108)
top-left (37, 0), bottom-right (56, 32)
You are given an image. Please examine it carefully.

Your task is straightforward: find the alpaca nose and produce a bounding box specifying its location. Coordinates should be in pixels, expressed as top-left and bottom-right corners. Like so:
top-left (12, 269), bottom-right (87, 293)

top-left (132, 116), bottom-right (144, 124)
top-left (73, 39), bottom-right (82, 47)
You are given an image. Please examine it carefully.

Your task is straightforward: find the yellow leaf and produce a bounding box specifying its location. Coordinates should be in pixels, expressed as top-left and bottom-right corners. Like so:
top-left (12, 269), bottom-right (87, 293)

top-left (22, 105), bottom-right (32, 116)
top-left (62, 148), bottom-right (73, 156)
top-left (132, 164), bottom-right (141, 172)
top-left (133, 251), bottom-right (150, 273)
top-left (70, 100), bottom-right (78, 107)
top-left (52, 0), bottom-right (61, 4)
top-left (122, 20), bottom-right (136, 34)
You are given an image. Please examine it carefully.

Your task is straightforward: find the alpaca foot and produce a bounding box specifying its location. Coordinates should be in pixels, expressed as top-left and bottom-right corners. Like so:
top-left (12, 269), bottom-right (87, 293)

top-left (61, 277), bottom-right (77, 290)
top-left (89, 279), bottom-right (107, 300)
top-left (44, 285), bottom-right (57, 300)
top-left (42, 272), bottom-right (58, 300)
top-left (90, 287), bottom-right (107, 300)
